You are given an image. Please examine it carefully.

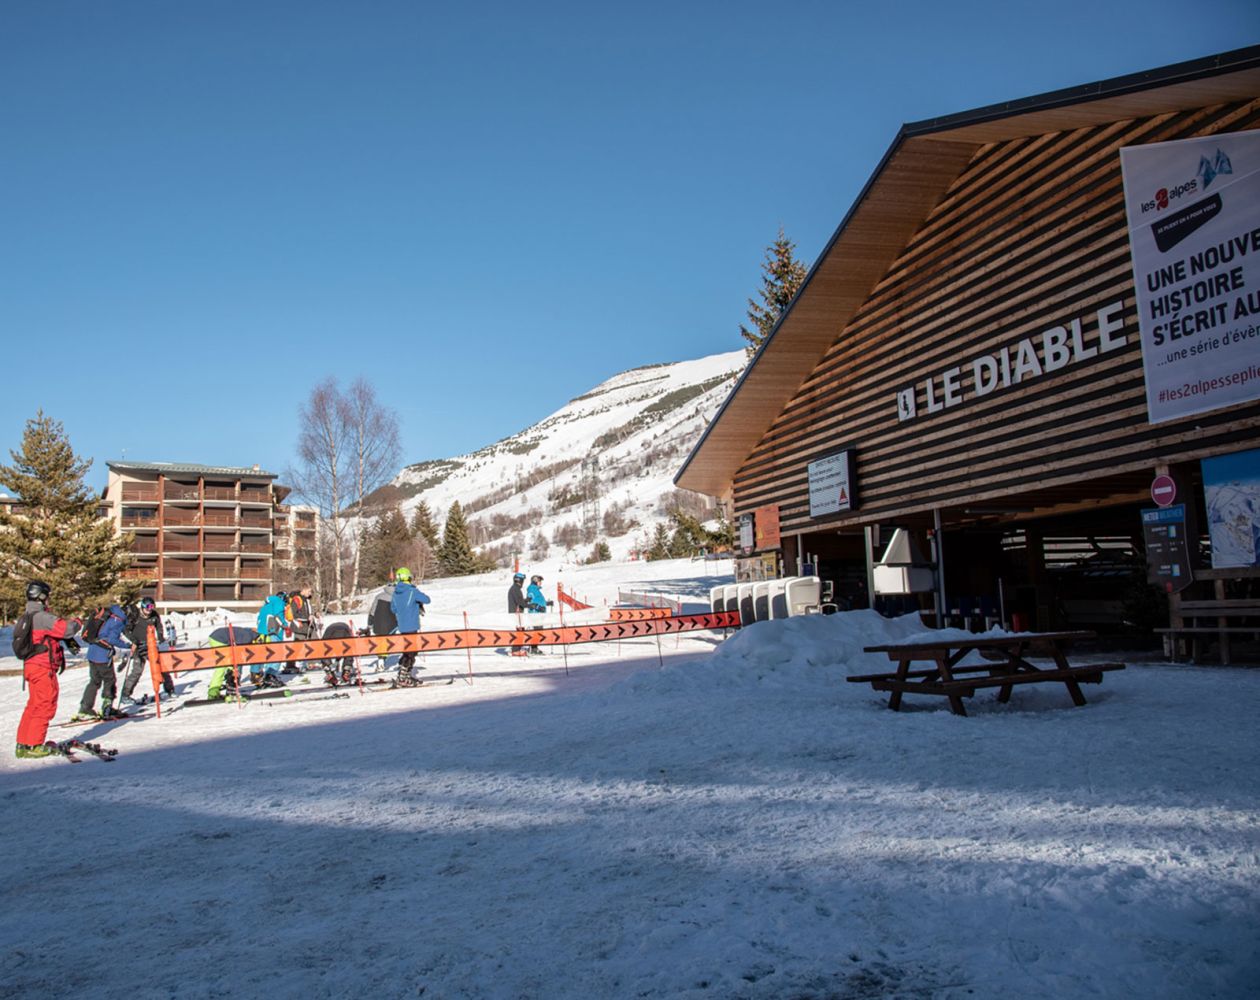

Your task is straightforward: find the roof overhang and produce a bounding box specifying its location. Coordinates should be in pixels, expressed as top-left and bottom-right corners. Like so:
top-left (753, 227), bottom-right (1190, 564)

top-left (675, 46), bottom-right (1260, 498)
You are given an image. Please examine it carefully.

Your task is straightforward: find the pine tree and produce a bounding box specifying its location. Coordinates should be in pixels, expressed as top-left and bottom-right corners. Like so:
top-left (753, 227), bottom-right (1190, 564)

top-left (645, 523), bottom-right (672, 561)
top-left (439, 501), bottom-right (480, 576)
top-left (586, 541), bottom-right (611, 564)
top-left (740, 228), bottom-right (808, 359)
top-left (360, 505), bottom-right (413, 585)
top-left (411, 501), bottom-right (440, 550)
top-left (0, 411), bottom-right (133, 614)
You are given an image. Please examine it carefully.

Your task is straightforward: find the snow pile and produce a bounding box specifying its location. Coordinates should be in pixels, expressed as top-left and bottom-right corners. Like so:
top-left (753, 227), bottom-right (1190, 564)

top-left (1, 558), bottom-right (1257, 998)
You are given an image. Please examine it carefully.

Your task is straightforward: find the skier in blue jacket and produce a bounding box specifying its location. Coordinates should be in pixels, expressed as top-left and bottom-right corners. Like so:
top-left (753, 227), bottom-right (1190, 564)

top-left (526, 576), bottom-right (548, 613)
top-left (389, 567), bottom-right (431, 688)
top-left (73, 604), bottom-right (130, 721)
top-left (525, 575), bottom-right (550, 655)
top-left (251, 593), bottom-right (289, 688)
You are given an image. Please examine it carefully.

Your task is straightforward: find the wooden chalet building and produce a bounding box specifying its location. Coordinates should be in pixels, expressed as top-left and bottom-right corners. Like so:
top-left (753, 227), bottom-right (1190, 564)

top-left (677, 48), bottom-right (1260, 637)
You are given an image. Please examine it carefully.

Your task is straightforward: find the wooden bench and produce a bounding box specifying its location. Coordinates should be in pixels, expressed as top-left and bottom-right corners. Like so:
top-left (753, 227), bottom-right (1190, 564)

top-left (852, 631), bottom-right (1125, 717)
top-left (1155, 599), bottom-right (1260, 665)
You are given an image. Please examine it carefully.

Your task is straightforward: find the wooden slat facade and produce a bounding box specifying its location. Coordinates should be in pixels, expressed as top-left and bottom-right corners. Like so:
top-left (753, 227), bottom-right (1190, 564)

top-left (729, 96), bottom-right (1260, 535)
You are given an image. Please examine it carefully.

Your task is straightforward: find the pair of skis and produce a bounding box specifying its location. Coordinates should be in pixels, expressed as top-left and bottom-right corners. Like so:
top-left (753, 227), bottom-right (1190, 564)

top-left (43, 738), bottom-right (118, 763)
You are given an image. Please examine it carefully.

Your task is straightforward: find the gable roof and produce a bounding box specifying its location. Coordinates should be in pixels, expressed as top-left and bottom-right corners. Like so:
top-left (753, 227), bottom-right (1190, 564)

top-left (675, 46), bottom-right (1260, 498)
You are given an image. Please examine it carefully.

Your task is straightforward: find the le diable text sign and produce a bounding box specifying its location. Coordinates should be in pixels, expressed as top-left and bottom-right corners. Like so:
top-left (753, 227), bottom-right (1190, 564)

top-left (895, 302), bottom-right (1127, 422)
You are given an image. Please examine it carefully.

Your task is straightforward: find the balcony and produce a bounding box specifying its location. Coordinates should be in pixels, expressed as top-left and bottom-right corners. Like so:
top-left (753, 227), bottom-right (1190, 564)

top-left (162, 565), bottom-right (202, 581)
top-left (130, 539), bottom-right (159, 555)
top-left (120, 486), bottom-right (160, 503)
top-left (239, 561), bottom-right (271, 579)
top-left (162, 537), bottom-right (202, 554)
top-left (203, 486), bottom-right (236, 502)
top-left (204, 583), bottom-right (238, 602)
top-left (202, 510), bottom-right (237, 528)
top-left (202, 564), bottom-right (238, 580)
top-left (240, 514), bottom-right (272, 530)
top-left (163, 584), bottom-right (200, 601)
top-left (163, 510), bottom-right (201, 527)
top-left (239, 488), bottom-right (271, 505)
top-left (121, 567), bottom-right (158, 581)
top-left (121, 511), bottom-right (160, 529)
top-left (163, 484), bottom-right (200, 501)
top-left (202, 537), bottom-right (238, 554)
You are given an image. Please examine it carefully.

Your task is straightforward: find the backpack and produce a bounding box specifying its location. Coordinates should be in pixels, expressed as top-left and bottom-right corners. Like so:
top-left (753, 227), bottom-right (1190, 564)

top-left (11, 611), bottom-right (47, 660)
top-left (81, 606), bottom-right (110, 644)
top-left (368, 591), bottom-right (397, 636)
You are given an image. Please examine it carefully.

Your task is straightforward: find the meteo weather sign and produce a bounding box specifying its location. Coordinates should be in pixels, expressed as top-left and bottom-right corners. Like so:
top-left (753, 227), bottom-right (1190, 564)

top-left (807, 450), bottom-right (855, 518)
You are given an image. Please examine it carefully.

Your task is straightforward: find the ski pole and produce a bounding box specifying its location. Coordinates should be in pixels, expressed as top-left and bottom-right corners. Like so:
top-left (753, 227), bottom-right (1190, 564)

top-left (558, 601), bottom-right (569, 677)
top-left (226, 620), bottom-right (244, 709)
top-left (462, 612), bottom-right (475, 684)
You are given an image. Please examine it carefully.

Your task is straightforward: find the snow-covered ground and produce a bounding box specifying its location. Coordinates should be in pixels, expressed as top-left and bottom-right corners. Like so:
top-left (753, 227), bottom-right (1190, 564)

top-left (2, 558), bottom-right (1258, 999)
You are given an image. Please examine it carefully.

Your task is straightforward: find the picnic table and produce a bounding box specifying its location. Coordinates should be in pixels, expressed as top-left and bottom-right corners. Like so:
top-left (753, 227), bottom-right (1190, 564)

top-left (849, 630), bottom-right (1124, 716)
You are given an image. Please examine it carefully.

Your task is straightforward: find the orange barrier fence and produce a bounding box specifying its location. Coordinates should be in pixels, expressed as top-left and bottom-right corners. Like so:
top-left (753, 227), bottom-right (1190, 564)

top-left (608, 607), bottom-right (671, 621)
top-left (556, 583), bottom-right (593, 611)
top-left (146, 610), bottom-right (740, 713)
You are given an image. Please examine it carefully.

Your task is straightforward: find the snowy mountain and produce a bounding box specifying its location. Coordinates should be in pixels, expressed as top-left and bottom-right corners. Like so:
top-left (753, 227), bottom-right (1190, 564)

top-left (379, 350), bottom-right (745, 563)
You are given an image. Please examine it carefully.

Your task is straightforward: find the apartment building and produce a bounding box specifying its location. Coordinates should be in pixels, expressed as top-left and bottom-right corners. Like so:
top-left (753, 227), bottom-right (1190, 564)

top-left (273, 501), bottom-right (320, 593)
top-left (104, 461), bottom-right (294, 611)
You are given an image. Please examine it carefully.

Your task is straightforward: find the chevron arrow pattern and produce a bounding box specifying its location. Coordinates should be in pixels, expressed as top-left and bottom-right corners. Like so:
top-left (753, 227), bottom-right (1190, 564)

top-left (156, 611), bottom-right (740, 676)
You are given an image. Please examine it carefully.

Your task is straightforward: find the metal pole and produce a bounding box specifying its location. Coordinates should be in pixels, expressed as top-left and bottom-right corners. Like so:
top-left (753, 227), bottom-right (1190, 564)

top-left (934, 507), bottom-right (947, 628)
top-left (863, 525), bottom-right (878, 612)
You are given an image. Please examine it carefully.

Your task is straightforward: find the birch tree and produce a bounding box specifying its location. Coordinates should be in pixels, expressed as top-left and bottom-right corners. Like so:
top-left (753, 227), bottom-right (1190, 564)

top-left (346, 378), bottom-right (401, 598)
top-left (291, 379), bottom-right (351, 609)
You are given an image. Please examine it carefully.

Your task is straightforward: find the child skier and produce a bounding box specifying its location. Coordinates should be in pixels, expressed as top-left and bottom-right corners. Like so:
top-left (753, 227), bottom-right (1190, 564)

top-left (389, 567), bottom-right (431, 688)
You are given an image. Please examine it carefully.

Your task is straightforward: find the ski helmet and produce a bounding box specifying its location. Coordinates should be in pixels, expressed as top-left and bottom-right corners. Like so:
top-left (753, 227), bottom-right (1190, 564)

top-left (531, 575), bottom-right (543, 584)
top-left (139, 597), bottom-right (156, 614)
top-left (25, 579), bottom-right (51, 603)
top-left (396, 567), bottom-right (412, 582)
top-left (513, 572), bottom-right (525, 582)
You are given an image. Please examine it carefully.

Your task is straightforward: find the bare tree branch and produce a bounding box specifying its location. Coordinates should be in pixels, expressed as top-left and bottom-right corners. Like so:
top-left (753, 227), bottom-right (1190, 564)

top-left (346, 378), bottom-right (401, 597)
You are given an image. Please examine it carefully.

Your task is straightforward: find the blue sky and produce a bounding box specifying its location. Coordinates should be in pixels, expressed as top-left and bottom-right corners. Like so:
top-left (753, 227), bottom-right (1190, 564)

top-left (2, 1), bottom-right (1256, 491)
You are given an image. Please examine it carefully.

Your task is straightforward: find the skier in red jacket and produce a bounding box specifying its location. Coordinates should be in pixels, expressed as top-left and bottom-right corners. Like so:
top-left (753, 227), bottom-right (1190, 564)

top-left (14, 580), bottom-right (82, 758)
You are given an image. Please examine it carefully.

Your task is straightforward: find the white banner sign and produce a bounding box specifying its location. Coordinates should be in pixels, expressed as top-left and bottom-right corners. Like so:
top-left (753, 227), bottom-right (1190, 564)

top-left (1120, 129), bottom-right (1260, 423)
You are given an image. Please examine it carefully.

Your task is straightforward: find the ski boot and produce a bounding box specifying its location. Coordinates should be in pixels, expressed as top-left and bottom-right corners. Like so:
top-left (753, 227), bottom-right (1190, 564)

top-left (392, 667), bottom-right (422, 689)
top-left (69, 710), bottom-right (101, 723)
top-left (101, 705), bottom-right (129, 720)
top-left (15, 743), bottom-right (54, 759)
top-left (323, 668), bottom-right (340, 687)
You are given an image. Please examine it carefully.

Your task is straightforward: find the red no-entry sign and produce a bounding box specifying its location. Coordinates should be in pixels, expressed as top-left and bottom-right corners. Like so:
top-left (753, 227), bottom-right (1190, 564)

top-left (1151, 475), bottom-right (1177, 507)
